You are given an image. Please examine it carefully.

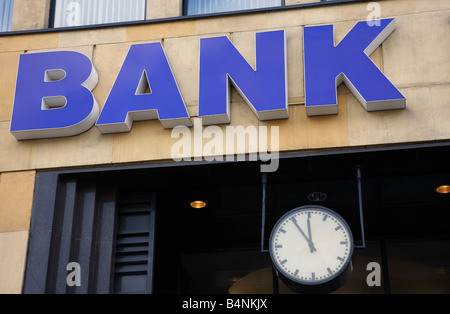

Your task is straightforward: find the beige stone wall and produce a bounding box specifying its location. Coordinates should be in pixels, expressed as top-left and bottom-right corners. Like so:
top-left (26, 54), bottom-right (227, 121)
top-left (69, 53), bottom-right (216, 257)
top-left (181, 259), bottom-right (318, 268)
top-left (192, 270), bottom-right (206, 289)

top-left (0, 0), bottom-right (449, 291)
top-left (146, 0), bottom-right (183, 20)
top-left (0, 171), bottom-right (35, 294)
top-left (11, 0), bottom-right (51, 31)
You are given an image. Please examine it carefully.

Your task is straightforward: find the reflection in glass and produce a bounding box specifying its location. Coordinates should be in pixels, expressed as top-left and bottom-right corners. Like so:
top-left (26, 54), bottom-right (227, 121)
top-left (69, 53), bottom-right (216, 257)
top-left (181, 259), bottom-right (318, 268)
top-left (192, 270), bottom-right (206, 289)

top-left (53, 0), bottom-right (146, 28)
top-left (0, 0), bottom-right (14, 32)
top-left (185, 0), bottom-right (282, 15)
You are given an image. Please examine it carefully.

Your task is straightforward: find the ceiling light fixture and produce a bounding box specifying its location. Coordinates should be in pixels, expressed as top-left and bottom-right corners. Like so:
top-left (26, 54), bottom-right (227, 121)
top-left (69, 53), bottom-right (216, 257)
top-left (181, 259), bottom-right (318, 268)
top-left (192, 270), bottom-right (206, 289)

top-left (307, 192), bottom-right (327, 202)
top-left (190, 200), bottom-right (208, 209)
top-left (435, 185), bottom-right (450, 194)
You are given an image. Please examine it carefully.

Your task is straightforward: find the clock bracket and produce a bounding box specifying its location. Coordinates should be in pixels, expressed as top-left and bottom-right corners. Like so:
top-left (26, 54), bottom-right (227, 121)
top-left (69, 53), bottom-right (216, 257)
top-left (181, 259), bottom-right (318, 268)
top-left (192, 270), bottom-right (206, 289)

top-left (260, 165), bottom-right (367, 252)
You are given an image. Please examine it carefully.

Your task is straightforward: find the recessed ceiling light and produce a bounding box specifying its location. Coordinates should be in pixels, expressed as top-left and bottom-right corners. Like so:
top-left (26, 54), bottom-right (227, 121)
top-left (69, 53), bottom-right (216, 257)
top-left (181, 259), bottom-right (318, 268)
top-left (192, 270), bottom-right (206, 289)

top-left (435, 185), bottom-right (450, 194)
top-left (190, 200), bottom-right (208, 209)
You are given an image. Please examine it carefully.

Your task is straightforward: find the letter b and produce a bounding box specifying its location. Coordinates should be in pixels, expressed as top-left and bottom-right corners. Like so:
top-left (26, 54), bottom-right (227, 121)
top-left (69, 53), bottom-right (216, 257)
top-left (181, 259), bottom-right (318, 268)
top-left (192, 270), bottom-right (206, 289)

top-left (10, 51), bottom-right (99, 140)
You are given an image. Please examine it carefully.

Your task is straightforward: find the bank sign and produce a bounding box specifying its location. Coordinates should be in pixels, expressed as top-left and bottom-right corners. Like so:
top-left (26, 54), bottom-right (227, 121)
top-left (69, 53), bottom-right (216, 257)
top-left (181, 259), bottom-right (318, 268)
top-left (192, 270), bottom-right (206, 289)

top-left (10, 18), bottom-right (405, 141)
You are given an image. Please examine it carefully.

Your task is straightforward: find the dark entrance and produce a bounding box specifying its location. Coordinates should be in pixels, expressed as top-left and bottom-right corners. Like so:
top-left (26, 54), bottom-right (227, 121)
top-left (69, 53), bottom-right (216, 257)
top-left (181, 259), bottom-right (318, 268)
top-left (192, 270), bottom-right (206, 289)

top-left (23, 143), bottom-right (450, 293)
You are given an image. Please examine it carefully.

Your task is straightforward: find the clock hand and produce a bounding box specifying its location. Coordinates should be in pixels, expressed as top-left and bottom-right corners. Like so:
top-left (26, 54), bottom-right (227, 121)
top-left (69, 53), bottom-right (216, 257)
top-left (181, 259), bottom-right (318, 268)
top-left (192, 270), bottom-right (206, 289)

top-left (291, 217), bottom-right (316, 252)
top-left (307, 217), bottom-right (316, 253)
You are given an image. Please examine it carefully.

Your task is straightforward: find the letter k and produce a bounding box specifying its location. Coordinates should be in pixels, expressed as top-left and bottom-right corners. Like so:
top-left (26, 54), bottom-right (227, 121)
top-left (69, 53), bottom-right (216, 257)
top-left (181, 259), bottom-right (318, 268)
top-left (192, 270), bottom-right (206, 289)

top-left (304, 18), bottom-right (405, 116)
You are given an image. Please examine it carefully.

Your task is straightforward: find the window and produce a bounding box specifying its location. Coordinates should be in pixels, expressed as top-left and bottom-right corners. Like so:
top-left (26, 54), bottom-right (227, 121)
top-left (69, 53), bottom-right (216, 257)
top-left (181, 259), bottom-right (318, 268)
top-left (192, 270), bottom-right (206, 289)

top-left (51, 0), bottom-right (146, 28)
top-left (0, 0), bottom-right (14, 32)
top-left (183, 0), bottom-right (349, 16)
top-left (184, 0), bottom-right (282, 15)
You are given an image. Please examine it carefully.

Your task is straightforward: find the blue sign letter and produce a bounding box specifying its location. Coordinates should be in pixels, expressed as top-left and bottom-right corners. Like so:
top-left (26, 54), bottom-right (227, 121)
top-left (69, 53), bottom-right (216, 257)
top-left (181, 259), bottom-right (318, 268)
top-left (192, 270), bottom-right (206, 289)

top-left (304, 18), bottom-right (405, 116)
top-left (11, 51), bottom-right (99, 140)
top-left (199, 30), bottom-right (288, 125)
top-left (96, 42), bottom-right (192, 133)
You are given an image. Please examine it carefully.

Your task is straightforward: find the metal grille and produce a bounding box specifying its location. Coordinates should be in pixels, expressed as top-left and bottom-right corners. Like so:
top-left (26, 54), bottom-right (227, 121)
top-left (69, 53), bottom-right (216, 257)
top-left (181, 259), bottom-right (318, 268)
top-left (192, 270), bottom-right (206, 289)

top-left (23, 173), bottom-right (156, 294)
top-left (113, 199), bottom-right (155, 294)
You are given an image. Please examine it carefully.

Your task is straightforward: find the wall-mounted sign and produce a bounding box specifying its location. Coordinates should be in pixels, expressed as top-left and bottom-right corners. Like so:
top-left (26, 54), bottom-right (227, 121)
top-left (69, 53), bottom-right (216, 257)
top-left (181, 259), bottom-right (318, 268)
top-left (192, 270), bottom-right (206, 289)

top-left (10, 19), bottom-right (405, 140)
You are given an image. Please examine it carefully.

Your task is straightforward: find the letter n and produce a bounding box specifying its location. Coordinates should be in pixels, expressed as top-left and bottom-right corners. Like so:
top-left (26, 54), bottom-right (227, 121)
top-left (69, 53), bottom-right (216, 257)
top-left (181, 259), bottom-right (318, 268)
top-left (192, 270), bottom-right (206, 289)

top-left (199, 30), bottom-right (288, 125)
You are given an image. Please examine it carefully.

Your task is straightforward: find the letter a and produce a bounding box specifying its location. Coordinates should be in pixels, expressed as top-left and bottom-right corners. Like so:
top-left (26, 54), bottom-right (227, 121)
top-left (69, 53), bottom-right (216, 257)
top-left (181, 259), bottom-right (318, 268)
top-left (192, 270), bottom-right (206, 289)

top-left (96, 42), bottom-right (192, 133)
top-left (366, 262), bottom-right (381, 287)
top-left (66, 262), bottom-right (81, 287)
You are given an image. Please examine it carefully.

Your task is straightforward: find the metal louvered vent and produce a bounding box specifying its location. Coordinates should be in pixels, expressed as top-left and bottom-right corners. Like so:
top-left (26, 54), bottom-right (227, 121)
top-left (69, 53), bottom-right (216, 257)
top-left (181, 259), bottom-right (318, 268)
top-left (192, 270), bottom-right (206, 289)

top-left (113, 200), bottom-right (155, 294)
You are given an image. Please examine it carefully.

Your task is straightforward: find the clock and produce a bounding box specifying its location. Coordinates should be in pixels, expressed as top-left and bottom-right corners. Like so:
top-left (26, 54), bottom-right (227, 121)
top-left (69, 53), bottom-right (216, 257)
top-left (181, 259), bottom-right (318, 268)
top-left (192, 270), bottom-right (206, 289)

top-left (269, 205), bottom-right (354, 294)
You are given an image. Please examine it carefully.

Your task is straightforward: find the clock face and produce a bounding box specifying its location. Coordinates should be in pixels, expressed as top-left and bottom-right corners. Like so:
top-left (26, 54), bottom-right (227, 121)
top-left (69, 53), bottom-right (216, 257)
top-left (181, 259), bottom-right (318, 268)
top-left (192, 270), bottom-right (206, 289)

top-left (270, 206), bottom-right (353, 286)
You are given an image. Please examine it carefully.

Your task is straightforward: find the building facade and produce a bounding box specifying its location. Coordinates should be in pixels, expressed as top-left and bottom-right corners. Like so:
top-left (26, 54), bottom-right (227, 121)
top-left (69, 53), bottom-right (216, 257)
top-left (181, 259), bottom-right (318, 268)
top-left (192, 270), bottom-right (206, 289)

top-left (0, 0), bottom-right (449, 294)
